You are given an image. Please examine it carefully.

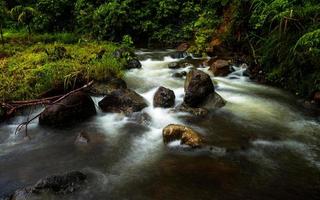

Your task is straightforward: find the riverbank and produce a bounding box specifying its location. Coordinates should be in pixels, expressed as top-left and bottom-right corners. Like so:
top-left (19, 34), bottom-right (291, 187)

top-left (0, 31), bottom-right (144, 121)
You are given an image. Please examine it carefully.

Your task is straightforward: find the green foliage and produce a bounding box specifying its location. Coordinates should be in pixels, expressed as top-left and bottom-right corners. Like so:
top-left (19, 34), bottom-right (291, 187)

top-left (10, 5), bottom-right (37, 34)
top-left (248, 0), bottom-right (320, 96)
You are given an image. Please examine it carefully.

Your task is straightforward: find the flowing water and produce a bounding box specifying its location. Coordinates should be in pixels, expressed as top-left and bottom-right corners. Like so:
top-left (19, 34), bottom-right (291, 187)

top-left (0, 50), bottom-right (320, 200)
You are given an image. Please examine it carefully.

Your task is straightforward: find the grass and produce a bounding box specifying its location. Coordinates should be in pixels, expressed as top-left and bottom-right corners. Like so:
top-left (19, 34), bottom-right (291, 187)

top-left (0, 31), bottom-right (126, 101)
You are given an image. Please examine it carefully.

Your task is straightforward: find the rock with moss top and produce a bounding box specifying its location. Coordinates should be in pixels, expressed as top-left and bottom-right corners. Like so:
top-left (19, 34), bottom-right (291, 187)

top-left (39, 91), bottom-right (96, 127)
top-left (98, 88), bottom-right (148, 114)
top-left (163, 124), bottom-right (203, 148)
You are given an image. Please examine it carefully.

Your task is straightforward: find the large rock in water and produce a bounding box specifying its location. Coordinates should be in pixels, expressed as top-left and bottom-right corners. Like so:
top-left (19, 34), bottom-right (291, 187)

top-left (153, 86), bottom-right (175, 108)
top-left (10, 171), bottom-right (86, 199)
top-left (184, 69), bottom-right (215, 107)
top-left (98, 88), bottom-right (148, 114)
top-left (39, 91), bottom-right (96, 127)
top-left (163, 124), bottom-right (203, 148)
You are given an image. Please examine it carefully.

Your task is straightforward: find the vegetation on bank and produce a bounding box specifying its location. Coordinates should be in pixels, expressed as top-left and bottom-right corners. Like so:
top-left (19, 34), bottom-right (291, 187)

top-left (0, 0), bottom-right (319, 100)
top-left (0, 31), bottom-right (126, 102)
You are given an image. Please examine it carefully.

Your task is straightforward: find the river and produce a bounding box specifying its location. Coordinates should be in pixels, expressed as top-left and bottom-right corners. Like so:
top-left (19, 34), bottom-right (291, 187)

top-left (0, 50), bottom-right (319, 199)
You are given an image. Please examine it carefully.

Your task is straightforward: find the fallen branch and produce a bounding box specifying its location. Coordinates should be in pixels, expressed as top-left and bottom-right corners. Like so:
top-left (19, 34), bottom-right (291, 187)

top-left (14, 81), bottom-right (94, 136)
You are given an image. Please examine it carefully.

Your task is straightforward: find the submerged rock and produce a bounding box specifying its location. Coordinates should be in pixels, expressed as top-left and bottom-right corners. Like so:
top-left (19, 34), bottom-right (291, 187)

top-left (163, 124), bottom-right (203, 148)
top-left (39, 91), bottom-right (96, 127)
top-left (172, 71), bottom-right (187, 78)
top-left (129, 112), bottom-right (152, 126)
top-left (173, 103), bottom-right (209, 117)
top-left (209, 59), bottom-right (232, 76)
top-left (153, 87), bottom-right (175, 108)
top-left (10, 171), bottom-right (86, 200)
top-left (168, 62), bottom-right (183, 69)
top-left (89, 78), bottom-right (127, 96)
top-left (184, 69), bottom-right (215, 107)
top-left (98, 88), bottom-right (148, 114)
top-left (75, 131), bottom-right (106, 145)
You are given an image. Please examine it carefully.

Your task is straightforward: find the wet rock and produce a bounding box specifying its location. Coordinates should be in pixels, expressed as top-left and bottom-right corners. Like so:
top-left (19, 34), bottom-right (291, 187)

top-left (10, 171), bottom-right (86, 199)
top-left (172, 71), bottom-right (187, 78)
top-left (163, 124), bottom-right (203, 148)
top-left (98, 88), bottom-right (148, 114)
top-left (153, 87), bottom-right (175, 108)
top-left (173, 103), bottom-right (209, 117)
top-left (209, 59), bottom-right (232, 76)
top-left (184, 69), bottom-right (215, 107)
top-left (88, 78), bottom-right (127, 96)
top-left (39, 91), bottom-right (96, 127)
top-left (126, 58), bottom-right (142, 69)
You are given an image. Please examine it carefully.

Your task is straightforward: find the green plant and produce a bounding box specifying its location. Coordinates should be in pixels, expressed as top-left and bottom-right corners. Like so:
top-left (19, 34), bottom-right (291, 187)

top-left (10, 5), bottom-right (37, 36)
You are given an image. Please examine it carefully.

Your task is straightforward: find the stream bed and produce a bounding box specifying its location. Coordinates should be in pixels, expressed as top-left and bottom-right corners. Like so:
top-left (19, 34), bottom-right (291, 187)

top-left (0, 50), bottom-right (320, 200)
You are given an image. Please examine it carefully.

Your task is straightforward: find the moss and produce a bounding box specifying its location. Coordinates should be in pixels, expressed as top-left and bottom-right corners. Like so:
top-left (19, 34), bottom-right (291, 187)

top-left (0, 41), bottom-right (125, 101)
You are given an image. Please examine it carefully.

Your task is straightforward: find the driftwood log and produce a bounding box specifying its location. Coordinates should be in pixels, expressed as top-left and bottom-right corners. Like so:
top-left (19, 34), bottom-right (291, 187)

top-left (0, 81), bottom-right (94, 136)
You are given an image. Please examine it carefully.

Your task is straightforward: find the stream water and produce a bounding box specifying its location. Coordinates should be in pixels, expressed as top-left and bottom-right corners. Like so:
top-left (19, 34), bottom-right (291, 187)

top-left (0, 50), bottom-right (320, 200)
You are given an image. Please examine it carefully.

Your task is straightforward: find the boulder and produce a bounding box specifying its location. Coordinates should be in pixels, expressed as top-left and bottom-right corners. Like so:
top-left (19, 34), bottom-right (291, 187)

top-left (89, 78), bottom-right (127, 96)
top-left (184, 69), bottom-right (215, 107)
top-left (39, 91), bottom-right (96, 127)
top-left (126, 58), bottom-right (142, 69)
top-left (11, 171), bottom-right (86, 199)
top-left (163, 124), bottom-right (203, 148)
top-left (153, 87), bottom-right (175, 108)
top-left (98, 88), bottom-right (148, 114)
top-left (209, 59), bottom-right (231, 76)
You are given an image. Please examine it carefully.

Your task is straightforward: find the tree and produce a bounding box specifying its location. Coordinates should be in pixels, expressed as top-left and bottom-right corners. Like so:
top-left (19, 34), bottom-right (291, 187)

top-left (10, 5), bottom-right (37, 36)
top-left (0, 0), bottom-right (8, 45)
